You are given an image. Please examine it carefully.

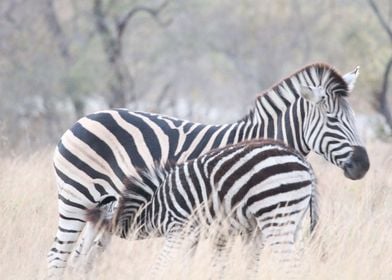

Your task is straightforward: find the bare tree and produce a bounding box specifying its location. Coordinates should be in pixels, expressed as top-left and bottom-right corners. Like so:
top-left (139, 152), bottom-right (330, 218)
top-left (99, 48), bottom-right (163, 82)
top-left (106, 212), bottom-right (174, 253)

top-left (368, 0), bottom-right (392, 130)
top-left (45, 0), bottom-right (71, 61)
top-left (93, 0), bottom-right (170, 108)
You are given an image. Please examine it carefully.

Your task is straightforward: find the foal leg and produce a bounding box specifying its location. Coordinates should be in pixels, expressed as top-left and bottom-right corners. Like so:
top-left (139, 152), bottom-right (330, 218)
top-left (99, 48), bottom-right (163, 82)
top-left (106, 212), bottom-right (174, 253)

top-left (256, 209), bottom-right (309, 278)
top-left (210, 233), bottom-right (230, 280)
top-left (150, 229), bottom-right (183, 280)
top-left (242, 231), bottom-right (264, 279)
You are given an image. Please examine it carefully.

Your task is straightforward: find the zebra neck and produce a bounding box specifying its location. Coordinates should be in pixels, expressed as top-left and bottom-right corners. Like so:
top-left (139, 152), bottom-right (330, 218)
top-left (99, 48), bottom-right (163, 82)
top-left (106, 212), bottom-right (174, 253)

top-left (118, 203), bottom-right (152, 238)
top-left (237, 89), bottom-right (310, 156)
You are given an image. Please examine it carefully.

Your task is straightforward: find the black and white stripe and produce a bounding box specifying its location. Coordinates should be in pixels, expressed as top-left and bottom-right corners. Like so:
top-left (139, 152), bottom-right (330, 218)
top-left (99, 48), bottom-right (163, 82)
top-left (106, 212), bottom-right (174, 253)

top-left (96, 139), bottom-right (318, 277)
top-left (47, 63), bottom-right (369, 277)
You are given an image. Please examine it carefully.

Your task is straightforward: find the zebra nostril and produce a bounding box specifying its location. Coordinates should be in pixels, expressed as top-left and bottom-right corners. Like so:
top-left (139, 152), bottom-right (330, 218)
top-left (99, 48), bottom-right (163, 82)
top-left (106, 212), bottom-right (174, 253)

top-left (344, 162), bottom-right (353, 169)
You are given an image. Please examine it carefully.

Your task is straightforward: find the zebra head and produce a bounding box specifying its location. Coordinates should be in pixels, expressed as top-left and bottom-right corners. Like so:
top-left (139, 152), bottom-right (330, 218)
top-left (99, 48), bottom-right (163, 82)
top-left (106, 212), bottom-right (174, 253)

top-left (299, 64), bottom-right (369, 180)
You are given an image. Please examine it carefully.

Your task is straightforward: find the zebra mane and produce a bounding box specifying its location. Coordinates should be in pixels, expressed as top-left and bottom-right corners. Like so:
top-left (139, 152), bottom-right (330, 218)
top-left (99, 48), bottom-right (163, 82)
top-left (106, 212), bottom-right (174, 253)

top-left (296, 62), bottom-right (349, 95)
top-left (267, 62), bottom-right (349, 98)
top-left (241, 62), bottom-right (349, 123)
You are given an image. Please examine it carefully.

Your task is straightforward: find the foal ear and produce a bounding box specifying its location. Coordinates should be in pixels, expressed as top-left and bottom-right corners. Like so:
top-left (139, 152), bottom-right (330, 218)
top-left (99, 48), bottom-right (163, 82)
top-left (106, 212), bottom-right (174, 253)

top-left (300, 85), bottom-right (325, 104)
top-left (343, 66), bottom-right (360, 92)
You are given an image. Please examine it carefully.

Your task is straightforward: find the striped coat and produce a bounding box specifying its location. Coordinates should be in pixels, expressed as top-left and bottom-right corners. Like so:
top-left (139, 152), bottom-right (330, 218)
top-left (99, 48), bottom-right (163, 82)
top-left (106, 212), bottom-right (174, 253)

top-left (48, 63), bottom-right (368, 277)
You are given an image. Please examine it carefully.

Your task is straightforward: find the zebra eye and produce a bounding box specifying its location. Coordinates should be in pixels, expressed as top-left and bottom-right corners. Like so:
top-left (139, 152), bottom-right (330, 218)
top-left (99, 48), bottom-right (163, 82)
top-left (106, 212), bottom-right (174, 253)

top-left (316, 96), bottom-right (326, 106)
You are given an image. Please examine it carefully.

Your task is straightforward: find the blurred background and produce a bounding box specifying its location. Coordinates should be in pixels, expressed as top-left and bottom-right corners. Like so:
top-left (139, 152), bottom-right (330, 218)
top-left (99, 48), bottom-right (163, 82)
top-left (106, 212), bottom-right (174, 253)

top-left (0, 0), bottom-right (391, 154)
top-left (1, 2), bottom-right (392, 278)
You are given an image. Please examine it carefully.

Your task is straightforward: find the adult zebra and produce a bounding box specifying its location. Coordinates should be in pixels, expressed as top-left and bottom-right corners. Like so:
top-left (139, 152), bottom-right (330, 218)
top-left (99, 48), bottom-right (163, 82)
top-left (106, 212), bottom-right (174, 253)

top-left (89, 139), bottom-right (318, 279)
top-left (47, 63), bottom-right (369, 277)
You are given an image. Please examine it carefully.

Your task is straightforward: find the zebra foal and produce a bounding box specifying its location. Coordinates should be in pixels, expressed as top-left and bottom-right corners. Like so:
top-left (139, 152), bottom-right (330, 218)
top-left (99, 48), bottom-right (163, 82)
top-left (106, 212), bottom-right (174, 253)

top-left (89, 139), bottom-right (318, 278)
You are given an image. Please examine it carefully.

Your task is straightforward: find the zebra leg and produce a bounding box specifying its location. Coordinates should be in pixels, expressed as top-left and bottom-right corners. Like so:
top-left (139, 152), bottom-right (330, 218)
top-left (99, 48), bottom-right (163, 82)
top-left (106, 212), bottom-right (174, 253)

top-left (47, 210), bottom-right (86, 279)
top-left (150, 229), bottom-right (183, 280)
top-left (257, 215), bottom-right (307, 278)
top-left (264, 228), bottom-right (298, 276)
top-left (242, 231), bottom-right (264, 279)
top-left (48, 191), bottom-right (114, 278)
top-left (177, 227), bottom-right (200, 279)
top-left (81, 223), bottom-right (113, 272)
top-left (72, 198), bottom-right (117, 272)
top-left (69, 221), bottom-right (100, 272)
top-left (179, 223), bottom-right (200, 258)
top-left (210, 233), bottom-right (230, 280)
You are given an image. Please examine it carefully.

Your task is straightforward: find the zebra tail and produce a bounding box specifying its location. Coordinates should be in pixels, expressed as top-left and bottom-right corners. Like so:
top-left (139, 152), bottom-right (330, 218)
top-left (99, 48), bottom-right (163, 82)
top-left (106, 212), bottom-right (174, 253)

top-left (86, 207), bottom-right (103, 224)
top-left (123, 162), bottom-right (171, 197)
top-left (85, 207), bottom-right (113, 232)
top-left (115, 163), bottom-right (171, 237)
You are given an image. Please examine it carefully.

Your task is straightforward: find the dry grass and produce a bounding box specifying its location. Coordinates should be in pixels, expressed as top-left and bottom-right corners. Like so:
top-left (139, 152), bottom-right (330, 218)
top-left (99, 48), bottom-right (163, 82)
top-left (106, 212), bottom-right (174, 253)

top-left (1, 142), bottom-right (392, 280)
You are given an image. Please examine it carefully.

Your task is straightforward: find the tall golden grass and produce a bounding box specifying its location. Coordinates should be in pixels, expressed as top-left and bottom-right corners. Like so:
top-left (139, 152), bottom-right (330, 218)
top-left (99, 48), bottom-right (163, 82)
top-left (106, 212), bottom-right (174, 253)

top-left (0, 142), bottom-right (391, 280)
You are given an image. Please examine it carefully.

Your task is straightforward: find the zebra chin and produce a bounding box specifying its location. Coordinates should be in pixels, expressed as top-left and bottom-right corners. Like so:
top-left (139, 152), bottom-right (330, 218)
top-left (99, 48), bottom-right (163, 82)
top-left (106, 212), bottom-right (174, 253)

top-left (342, 146), bottom-right (370, 180)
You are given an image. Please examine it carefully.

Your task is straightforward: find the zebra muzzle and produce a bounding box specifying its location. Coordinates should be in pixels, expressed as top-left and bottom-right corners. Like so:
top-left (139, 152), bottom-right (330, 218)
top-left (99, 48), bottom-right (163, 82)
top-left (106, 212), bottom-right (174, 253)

top-left (343, 146), bottom-right (370, 180)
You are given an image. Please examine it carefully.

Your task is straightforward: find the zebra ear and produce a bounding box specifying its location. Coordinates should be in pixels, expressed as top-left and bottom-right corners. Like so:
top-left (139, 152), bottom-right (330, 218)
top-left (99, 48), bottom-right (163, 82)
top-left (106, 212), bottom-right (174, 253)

top-left (343, 66), bottom-right (359, 92)
top-left (300, 85), bottom-right (325, 104)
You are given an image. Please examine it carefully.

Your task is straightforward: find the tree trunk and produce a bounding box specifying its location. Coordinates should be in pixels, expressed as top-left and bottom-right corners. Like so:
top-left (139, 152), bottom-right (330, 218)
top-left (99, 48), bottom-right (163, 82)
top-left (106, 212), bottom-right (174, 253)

top-left (93, 0), bottom-right (135, 108)
top-left (368, 0), bottom-right (392, 131)
top-left (378, 56), bottom-right (392, 130)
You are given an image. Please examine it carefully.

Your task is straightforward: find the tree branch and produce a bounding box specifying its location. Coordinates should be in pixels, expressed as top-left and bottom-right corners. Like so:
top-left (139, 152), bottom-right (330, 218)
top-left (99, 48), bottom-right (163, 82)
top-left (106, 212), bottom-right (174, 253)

top-left (116, 0), bottom-right (170, 39)
top-left (368, 0), bottom-right (392, 43)
top-left (2, 0), bottom-right (27, 29)
top-left (4, 1), bottom-right (17, 24)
